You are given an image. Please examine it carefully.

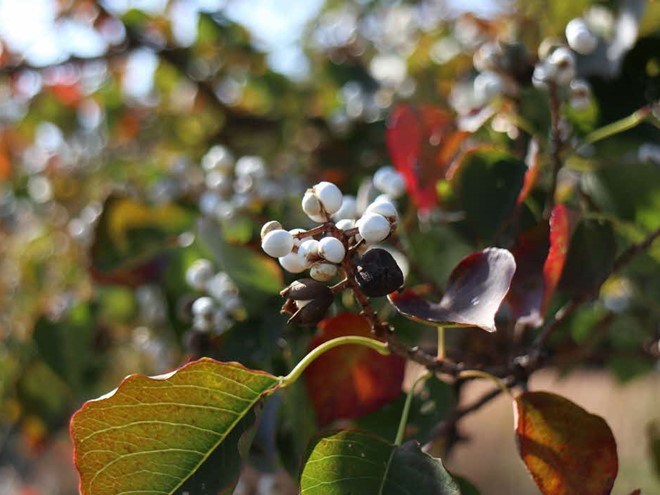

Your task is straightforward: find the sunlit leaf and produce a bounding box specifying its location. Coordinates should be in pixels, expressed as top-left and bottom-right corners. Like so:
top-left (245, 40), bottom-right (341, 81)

top-left (304, 313), bottom-right (405, 425)
top-left (300, 429), bottom-right (461, 495)
top-left (386, 104), bottom-right (467, 213)
top-left (389, 248), bottom-right (516, 332)
top-left (514, 391), bottom-right (618, 495)
top-left (542, 204), bottom-right (572, 312)
top-left (70, 358), bottom-right (280, 495)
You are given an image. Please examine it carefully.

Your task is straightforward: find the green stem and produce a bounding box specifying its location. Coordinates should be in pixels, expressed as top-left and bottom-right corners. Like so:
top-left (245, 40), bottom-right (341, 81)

top-left (279, 336), bottom-right (389, 388)
top-left (458, 370), bottom-right (511, 396)
top-left (437, 326), bottom-right (445, 361)
top-left (395, 371), bottom-right (432, 446)
top-left (583, 106), bottom-right (652, 146)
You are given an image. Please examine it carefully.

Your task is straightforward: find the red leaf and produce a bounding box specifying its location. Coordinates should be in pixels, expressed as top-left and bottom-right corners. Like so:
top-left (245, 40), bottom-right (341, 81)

top-left (304, 313), bottom-right (405, 426)
top-left (389, 248), bottom-right (516, 332)
top-left (386, 104), bottom-right (467, 213)
top-left (508, 223), bottom-right (549, 327)
top-left (514, 391), bottom-right (618, 495)
top-left (507, 205), bottom-right (572, 327)
top-left (542, 204), bottom-right (571, 313)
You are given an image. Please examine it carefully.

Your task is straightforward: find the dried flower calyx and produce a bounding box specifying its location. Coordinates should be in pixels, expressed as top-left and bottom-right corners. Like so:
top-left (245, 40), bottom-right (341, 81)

top-left (355, 248), bottom-right (404, 297)
top-left (280, 278), bottom-right (334, 326)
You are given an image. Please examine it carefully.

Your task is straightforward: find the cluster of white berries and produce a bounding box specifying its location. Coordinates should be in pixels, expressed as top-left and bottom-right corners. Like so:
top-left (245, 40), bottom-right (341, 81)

top-left (198, 145), bottom-right (285, 224)
top-left (185, 258), bottom-right (243, 334)
top-left (260, 179), bottom-right (399, 282)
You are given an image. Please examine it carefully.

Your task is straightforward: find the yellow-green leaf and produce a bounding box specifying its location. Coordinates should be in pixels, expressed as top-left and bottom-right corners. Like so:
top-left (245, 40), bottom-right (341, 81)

top-left (70, 358), bottom-right (280, 495)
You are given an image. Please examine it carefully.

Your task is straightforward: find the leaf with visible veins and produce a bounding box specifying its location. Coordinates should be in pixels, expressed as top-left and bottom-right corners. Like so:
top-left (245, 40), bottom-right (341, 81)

top-left (70, 358), bottom-right (280, 495)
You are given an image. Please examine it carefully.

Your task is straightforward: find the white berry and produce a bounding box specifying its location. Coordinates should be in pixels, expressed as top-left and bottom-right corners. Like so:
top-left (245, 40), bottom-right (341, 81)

top-left (186, 259), bottom-right (214, 290)
top-left (381, 172), bottom-right (405, 198)
top-left (192, 296), bottom-right (215, 317)
top-left (260, 220), bottom-right (283, 239)
top-left (335, 218), bottom-right (355, 231)
top-left (357, 212), bottom-right (391, 243)
top-left (302, 190), bottom-right (325, 222)
top-left (310, 262), bottom-right (338, 282)
top-left (474, 71), bottom-right (503, 104)
top-left (298, 239), bottom-right (320, 263)
top-left (279, 252), bottom-right (308, 273)
top-left (201, 145), bottom-right (234, 174)
top-left (313, 181), bottom-right (343, 215)
top-left (333, 195), bottom-right (358, 220)
top-left (547, 47), bottom-right (576, 85)
top-left (366, 199), bottom-right (398, 221)
top-left (318, 237), bottom-right (346, 264)
top-left (566, 18), bottom-right (598, 55)
top-left (261, 229), bottom-right (294, 258)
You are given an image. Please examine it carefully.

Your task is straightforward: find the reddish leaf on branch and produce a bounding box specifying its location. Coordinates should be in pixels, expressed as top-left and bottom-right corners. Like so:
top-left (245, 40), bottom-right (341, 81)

top-left (389, 248), bottom-right (516, 332)
top-left (386, 104), bottom-right (467, 213)
top-left (514, 391), bottom-right (618, 495)
top-left (542, 204), bottom-right (571, 312)
top-left (304, 313), bottom-right (405, 425)
top-left (507, 204), bottom-right (572, 327)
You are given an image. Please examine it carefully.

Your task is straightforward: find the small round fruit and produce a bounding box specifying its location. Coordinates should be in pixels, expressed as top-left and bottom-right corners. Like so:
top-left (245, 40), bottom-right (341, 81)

top-left (357, 212), bottom-right (391, 243)
top-left (192, 296), bottom-right (215, 317)
top-left (186, 259), bottom-right (214, 290)
top-left (261, 229), bottom-right (294, 258)
top-left (565, 18), bottom-right (597, 55)
top-left (302, 190), bottom-right (323, 220)
top-left (310, 262), bottom-right (338, 282)
top-left (298, 239), bottom-right (320, 263)
top-left (278, 252), bottom-right (308, 273)
top-left (335, 218), bottom-right (355, 231)
top-left (355, 248), bottom-right (404, 297)
top-left (313, 181), bottom-right (343, 214)
top-left (366, 199), bottom-right (398, 221)
top-left (318, 236), bottom-right (346, 264)
top-left (260, 220), bottom-right (283, 239)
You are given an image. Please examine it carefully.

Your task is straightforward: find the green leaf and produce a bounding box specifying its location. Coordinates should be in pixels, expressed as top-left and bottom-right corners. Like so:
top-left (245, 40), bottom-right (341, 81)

top-left (300, 429), bottom-right (461, 495)
top-left (198, 218), bottom-right (283, 304)
top-left (450, 148), bottom-right (527, 243)
top-left (70, 358), bottom-right (280, 495)
top-left (33, 303), bottom-right (100, 395)
top-left (559, 219), bottom-right (616, 295)
top-left (90, 194), bottom-right (194, 285)
top-left (514, 391), bottom-right (618, 495)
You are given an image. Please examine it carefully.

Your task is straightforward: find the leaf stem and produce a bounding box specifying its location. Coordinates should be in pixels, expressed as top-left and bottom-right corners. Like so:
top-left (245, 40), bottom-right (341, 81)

top-left (458, 370), bottom-right (512, 396)
top-left (437, 326), bottom-right (445, 361)
top-left (582, 105), bottom-right (652, 146)
top-left (278, 336), bottom-right (389, 388)
top-left (395, 371), bottom-right (432, 446)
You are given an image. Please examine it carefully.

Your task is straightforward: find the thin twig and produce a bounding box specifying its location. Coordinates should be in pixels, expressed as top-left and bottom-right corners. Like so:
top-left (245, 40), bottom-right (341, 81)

top-left (544, 82), bottom-right (563, 218)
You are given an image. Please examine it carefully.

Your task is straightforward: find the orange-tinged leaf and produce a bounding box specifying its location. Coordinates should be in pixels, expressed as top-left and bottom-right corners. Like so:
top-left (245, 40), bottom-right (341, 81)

top-left (542, 204), bottom-right (571, 313)
top-left (514, 391), bottom-right (618, 495)
top-left (304, 313), bottom-right (405, 425)
top-left (70, 358), bottom-right (280, 495)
